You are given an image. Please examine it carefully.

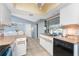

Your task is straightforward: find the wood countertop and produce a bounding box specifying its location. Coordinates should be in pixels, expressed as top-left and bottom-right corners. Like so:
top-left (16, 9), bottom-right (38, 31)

top-left (0, 35), bottom-right (26, 46)
top-left (40, 34), bottom-right (53, 41)
top-left (54, 36), bottom-right (79, 44)
top-left (40, 34), bottom-right (79, 44)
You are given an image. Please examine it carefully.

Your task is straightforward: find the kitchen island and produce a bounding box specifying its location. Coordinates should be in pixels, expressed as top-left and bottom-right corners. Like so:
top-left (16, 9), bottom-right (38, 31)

top-left (0, 35), bottom-right (27, 56)
top-left (0, 36), bottom-right (16, 46)
top-left (39, 33), bottom-right (79, 56)
top-left (0, 35), bottom-right (26, 46)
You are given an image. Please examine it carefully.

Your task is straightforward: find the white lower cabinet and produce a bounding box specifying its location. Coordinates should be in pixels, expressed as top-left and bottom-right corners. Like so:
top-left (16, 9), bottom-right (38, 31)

top-left (11, 41), bottom-right (16, 56)
top-left (11, 37), bottom-right (27, 56)
top-left (40, 37), bottom-right (53, 55)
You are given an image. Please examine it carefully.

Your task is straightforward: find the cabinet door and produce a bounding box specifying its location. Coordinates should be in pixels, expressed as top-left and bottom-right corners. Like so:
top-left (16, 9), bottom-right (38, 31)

top-left (48, 17), bottom-right (60, 29)
top-left (15, 38), bottom-right (27, 56)
top-left (40, 37), bottom-right (53, 55)
top-left (45, 40), bottom-right (53, 55)
top-left (40, 37), bottom-right (46, 49)
top-left (60, 4), bottom-right (79, 25)
top-left (10, 42), bottom-right (16, 56)
top-left (11, 38), bottom-right (27, 56)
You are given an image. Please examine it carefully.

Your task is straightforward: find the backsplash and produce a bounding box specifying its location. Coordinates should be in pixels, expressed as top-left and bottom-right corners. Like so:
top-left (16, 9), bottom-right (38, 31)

top-left (63, 28), bottom-right (78, 36)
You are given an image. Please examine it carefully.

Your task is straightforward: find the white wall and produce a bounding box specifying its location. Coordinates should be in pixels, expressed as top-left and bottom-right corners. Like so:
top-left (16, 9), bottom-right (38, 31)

top-left (31, 24), bottom-right (38, 39)
top-left (25, 23), bottom-right (32, 37)
top-left (0, 4), bottom-right (11, 25)
top-left (60, 4), bottom-right (79, 25)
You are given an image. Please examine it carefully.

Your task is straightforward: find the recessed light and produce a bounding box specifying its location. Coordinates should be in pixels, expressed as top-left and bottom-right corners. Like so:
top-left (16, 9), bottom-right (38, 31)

top-left (29, 14), bottom-right (33, 16)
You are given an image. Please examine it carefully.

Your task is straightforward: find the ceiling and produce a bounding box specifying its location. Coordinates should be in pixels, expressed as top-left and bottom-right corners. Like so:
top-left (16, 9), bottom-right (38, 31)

top-left (15, 3), bottom-right (60, 15)
top-left (5, 3), bottom-right (66, 22)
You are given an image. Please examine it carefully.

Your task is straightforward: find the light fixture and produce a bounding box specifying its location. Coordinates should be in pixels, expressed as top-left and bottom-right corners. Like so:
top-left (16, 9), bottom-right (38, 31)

top-left (37, 3), bottom-right (44, 9)
top-left (29, 14), bottom-right (33, 16)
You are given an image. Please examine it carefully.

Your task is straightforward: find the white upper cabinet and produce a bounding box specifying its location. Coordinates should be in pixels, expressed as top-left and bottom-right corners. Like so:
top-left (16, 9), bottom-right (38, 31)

top-left (0, 4), bottom-right (11, 25)
top-left (60, 4), bottom-right (79, 25)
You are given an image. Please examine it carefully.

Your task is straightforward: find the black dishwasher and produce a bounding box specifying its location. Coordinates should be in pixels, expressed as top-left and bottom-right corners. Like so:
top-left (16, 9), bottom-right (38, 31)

top-left (53, 38), bottom-right (73, 56)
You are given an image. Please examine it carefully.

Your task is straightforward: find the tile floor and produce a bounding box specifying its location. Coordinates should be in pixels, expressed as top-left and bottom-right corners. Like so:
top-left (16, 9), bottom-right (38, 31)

top-left (26, 37), bottom-right (49, 56)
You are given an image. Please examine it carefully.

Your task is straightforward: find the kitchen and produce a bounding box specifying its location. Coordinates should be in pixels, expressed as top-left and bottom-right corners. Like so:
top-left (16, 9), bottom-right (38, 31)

top-left (0, 3), bottom-right (79, 56)
top-left (40, 4), bottom-right (79, 56)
